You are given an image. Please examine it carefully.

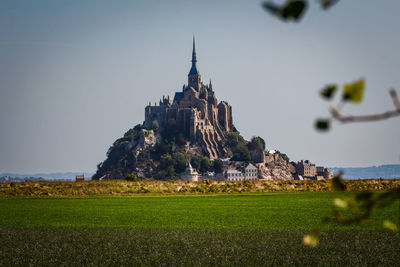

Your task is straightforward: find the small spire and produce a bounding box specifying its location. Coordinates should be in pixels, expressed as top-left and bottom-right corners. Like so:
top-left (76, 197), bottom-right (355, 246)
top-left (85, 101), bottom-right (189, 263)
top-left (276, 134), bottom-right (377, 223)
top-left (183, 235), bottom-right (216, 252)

top-left (188, 35), bottom-right (199, 76)
top-left (191, 35), bottom-right (197, 64)
top-left (209, 79), bottom-right (212, 90)
top-left (192, 35), bottom-right (196, 62)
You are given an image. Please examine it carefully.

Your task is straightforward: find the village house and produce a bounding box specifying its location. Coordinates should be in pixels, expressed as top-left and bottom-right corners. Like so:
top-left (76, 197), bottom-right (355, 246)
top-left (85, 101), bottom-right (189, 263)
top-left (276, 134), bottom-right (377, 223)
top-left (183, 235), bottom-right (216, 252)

top-left (226, 163), bottom-right (259, 181)
top-left (296, 160), bottom-right (316, 178)
top-left (294, 160), bottom-right (333, 180)
top-left (316, 166), bottom-right (333, 179)
top-left (180, 163), bottom-right (199, 182)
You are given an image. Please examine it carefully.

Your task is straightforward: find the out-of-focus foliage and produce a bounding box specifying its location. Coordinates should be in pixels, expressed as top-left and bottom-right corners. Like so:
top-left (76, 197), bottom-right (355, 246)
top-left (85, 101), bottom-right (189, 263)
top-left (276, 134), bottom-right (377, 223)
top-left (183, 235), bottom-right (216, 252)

top-left (383, 220), bottom-right (398, 231)
top-left (315, 119), bottom-right (330, 131)
top-left (262, 0), bottom-right (307, 22)
top-left (342, 79), bottom-right (365, 103)
top-left (262, 0), bottom-right (339, 22)
top-left (315, 78), bottom-right (369, 131)
top-left (303, 230), bottom-right (319, 247)
top-left (325, 174), bottom-right (400, 228)
top-left (320, 0), bottom-right (339, 9)
top-left (320, 84), bottom-right (338, 100)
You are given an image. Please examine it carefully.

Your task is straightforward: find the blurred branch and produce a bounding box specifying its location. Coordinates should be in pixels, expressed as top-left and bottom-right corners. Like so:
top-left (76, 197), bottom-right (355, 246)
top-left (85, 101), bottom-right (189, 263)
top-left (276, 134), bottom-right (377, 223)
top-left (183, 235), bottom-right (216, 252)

top-left (262, 0), bottom-right (339, 22)
top-left (325, 174), bottom-right (400, 226)
top-left (329, 89), bottom-right (400, 123)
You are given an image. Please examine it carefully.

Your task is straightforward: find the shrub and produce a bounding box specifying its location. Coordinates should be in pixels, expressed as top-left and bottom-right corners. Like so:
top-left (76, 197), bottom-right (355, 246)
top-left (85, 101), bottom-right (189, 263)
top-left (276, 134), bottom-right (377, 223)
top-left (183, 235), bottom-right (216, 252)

top-left (200, 156), bottom-right (212, 173)
top-left (126, 174), bottom-right (137, 181)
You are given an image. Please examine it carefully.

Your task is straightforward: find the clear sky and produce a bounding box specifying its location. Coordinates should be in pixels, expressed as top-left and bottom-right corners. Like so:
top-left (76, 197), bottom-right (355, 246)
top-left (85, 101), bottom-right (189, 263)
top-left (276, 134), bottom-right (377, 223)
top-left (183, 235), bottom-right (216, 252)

top-left (0, 0), bottom-right (399, 173)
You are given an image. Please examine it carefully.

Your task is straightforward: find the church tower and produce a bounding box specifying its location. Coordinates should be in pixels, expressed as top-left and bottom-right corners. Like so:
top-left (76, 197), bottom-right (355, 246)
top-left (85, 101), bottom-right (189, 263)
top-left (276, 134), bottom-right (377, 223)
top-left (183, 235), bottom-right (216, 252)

top-left (188, 36), bottom-right (201, 90)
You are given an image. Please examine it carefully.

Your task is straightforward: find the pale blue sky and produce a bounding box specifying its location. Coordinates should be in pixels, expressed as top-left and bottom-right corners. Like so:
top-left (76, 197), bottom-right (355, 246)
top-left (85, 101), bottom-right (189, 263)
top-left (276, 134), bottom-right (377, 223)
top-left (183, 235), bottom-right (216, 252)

top-left (0, 0), bottom-right (399, 173)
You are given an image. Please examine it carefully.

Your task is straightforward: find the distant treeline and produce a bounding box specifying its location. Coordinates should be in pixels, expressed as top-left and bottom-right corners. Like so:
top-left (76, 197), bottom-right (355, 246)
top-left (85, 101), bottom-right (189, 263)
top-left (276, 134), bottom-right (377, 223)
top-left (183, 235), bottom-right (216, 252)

top-left (0, 176), bottom-right (73, 182)
top-left (0, 172), bottom-right (93, 181)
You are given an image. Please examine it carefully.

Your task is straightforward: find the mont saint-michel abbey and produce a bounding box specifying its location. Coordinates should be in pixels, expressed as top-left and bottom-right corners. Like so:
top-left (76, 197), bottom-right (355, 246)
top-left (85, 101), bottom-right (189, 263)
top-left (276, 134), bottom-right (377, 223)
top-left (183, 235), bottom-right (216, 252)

top-left (144, 37), bottom-right (233, 159)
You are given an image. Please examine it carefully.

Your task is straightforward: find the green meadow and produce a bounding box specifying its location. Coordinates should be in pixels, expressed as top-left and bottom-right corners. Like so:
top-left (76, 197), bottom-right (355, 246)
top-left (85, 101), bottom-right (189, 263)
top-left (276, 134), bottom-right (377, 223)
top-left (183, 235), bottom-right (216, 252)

top-left (0, 193), bottom-right (398, 229)
top-left (0, 192), bottom-right (399, 266)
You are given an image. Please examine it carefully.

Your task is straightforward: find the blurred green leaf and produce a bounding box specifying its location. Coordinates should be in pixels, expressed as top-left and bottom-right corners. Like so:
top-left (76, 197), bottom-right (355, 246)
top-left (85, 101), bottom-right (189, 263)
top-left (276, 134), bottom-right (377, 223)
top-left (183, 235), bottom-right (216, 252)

top-left (320, 84), bottom-right (337, 100)
top-left (332, 173), bottom-right (346, 191)
top-left (315, 119), bottom-right (330, 131)
top-left (303, 230), bottom-right (319, 247)
top-left (262, 0), bottom-right (308, 21)
top-left (333, 198), bottom-right (348, 208)
top-left (342, 79), bottom-right (365, 103)
top-left (383, 220), bottom-right (398, 231)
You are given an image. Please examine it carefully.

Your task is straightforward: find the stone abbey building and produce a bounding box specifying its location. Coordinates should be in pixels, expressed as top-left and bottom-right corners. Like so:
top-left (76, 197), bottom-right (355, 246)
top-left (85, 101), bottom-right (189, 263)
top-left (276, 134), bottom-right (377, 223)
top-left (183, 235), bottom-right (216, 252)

top-left (144, 37), bottom-right (233, 159)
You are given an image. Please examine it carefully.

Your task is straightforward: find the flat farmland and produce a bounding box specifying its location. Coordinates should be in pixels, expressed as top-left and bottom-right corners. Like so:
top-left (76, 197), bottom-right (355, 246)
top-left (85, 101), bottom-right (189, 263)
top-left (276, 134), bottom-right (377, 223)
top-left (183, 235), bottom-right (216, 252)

top-left (0, 193), bottom-right (398, 229)
top-left (0, 192), bottom-right (399, 266)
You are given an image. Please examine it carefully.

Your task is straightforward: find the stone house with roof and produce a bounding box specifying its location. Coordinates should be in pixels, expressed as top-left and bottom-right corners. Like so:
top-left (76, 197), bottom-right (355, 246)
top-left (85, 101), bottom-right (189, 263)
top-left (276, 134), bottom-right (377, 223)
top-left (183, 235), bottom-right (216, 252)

top-left (296, 160), bottom-right (317, 178)
top-left (226, 163), bottom-right (259, 181)
top-left (180, 163), bottom-right (199, 182)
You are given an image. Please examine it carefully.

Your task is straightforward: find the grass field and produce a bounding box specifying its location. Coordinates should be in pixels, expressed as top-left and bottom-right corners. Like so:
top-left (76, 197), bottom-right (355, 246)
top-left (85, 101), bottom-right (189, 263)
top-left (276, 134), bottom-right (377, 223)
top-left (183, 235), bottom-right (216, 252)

top-left (1, 228), bottom-right (399, 266)
top-left (0, 193), bottom-right (398, 229)
top-left (0, 192), bottom-right (399, 266)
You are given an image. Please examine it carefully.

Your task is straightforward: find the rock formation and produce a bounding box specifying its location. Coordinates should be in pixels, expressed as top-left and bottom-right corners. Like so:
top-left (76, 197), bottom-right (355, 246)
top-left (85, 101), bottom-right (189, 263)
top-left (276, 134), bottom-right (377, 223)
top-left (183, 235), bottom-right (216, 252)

top-left (258, 153), bottom-right (295, 180)
top-left (92, 37), bottom-right (295, 181)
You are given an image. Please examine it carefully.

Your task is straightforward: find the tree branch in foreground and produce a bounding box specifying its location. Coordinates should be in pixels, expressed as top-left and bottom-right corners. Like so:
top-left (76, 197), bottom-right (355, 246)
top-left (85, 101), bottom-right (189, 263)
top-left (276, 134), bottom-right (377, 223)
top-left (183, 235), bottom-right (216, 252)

top-left (329, 89), bottom-right (400, 123)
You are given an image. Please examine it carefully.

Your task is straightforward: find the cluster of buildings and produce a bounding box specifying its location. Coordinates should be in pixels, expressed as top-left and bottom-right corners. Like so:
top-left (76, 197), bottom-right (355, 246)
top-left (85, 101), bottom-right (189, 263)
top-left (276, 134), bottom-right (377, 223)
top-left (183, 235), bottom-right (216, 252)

top-left (295, 160), bottom-right (333, 180)
top-left (180, 159), bottom-right (333, 182)
top-left (180, 162), bottom-right (259, 182)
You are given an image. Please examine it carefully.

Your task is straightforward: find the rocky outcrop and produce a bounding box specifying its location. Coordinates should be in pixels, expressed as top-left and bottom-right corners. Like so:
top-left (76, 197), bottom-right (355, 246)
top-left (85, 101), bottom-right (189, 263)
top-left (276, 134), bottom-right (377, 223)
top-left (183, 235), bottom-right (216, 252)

top-left (258, 154), bottom-right (295, 180)
top-left (93, 38), bottom-right (294, 181)
top-left (137, 129), bottom-right (160, 149)
top-left (92, 128), bottom-right (161, 180)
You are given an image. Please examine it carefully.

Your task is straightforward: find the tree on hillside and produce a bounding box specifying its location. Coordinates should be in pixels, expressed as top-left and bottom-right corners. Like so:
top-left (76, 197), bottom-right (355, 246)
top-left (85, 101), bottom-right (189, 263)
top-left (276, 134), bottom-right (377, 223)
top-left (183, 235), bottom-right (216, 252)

top-left (248, 136), bottom-right (266, 152)
top-left (200, 157), bottom-right (212, 173)
top-left (172, 152), bottom-right (188, 173)
top-left (212, 159), bottom-right (224, 174)
top-left (190, 156), bottom-right (202, 171)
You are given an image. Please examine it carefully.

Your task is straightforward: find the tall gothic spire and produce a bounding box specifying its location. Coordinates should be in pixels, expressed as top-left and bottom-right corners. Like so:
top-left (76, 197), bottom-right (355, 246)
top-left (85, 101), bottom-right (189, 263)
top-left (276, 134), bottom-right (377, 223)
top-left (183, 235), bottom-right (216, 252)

top-left (192, 35), bottom-right (197, 64)
top-left (189, 35), bottom-right (199, 75)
